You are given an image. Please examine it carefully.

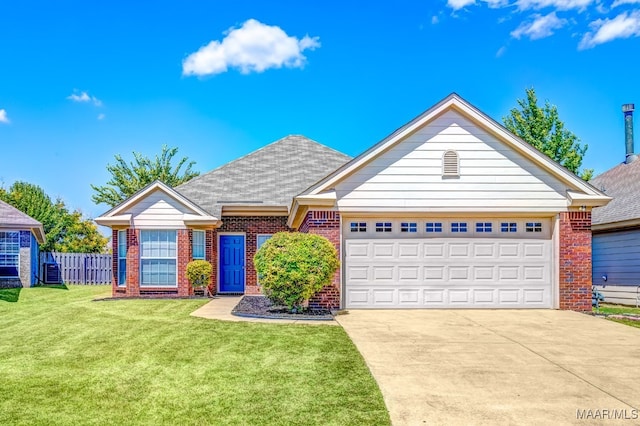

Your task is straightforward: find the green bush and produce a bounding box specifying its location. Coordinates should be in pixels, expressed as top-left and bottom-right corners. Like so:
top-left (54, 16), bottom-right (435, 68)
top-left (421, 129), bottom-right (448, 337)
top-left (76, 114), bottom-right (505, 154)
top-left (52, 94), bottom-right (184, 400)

top-left (254, 232), bottom-right (339, 312)
top-left (185, 260), bottom-right (212, 289)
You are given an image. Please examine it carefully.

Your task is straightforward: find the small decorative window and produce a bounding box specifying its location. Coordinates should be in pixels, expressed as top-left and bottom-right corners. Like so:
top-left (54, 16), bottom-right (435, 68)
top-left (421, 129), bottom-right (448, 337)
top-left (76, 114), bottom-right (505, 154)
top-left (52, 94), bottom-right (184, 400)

top-left (451, 222), bottom-right (468, 233)
top-left (192, 230), bottom-right (205, 260)
top-left (501, 222), bottom-right (517, 233)
top-left (426, 222), bottom-right (443, 233)
top-left (442, 150), bottom-right (460, 177)
top-left (526, 222), bottom-right (542, 232)
top-left (350, 222), bottom-right (367, 232)
top-left (476, 222), bottom-right (492, 233)
top-left (117, 230), bottom-right (127, 286)
top-left (375, 222), bottom-right (392, 232)
top-left (401, 222), bottom-right (417, 233)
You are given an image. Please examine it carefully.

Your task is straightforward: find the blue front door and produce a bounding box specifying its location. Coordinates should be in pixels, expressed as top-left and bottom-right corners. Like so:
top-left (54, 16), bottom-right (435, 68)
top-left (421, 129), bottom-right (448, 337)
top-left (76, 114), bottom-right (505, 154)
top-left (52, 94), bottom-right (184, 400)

top-left (219, 235), bottom-right (245, 293)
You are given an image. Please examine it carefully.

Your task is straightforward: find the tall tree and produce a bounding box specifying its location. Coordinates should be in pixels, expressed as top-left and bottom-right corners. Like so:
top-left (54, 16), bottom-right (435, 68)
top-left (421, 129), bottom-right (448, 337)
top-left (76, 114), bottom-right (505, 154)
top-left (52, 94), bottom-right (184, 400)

top-left (503, 88), bottom-right (593, 180)
top-left (91, 145), bottom-right (199, 207)
top-left (0, 181), bottom-right (108, 253)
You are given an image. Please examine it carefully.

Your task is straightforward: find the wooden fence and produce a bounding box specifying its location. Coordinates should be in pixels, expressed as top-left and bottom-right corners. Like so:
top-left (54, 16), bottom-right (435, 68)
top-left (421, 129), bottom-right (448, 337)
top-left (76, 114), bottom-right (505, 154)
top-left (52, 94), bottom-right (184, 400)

top-left (40, 252), bottom-right (112, 285)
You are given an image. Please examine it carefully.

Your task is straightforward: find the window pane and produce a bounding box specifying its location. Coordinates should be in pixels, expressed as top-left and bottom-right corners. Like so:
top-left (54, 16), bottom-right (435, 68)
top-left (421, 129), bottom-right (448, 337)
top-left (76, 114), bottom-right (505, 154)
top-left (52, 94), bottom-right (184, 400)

top-left (0, 232), bottom-right (19, 277)
top-left (192, 230), bottom-right (205, 259)
top-left (118, 259), bottom-right (126, 286)
top-left (141, 259), bottom-right (176, 286)
top-left (257, 235), bottom-right (272, 250)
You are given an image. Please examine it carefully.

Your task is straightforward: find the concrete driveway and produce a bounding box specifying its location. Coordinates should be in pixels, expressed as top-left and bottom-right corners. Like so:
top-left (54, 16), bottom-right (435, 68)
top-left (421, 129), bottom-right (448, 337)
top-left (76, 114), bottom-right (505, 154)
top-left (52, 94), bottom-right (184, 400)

top-left (336, 310), bottom-right (640, 425)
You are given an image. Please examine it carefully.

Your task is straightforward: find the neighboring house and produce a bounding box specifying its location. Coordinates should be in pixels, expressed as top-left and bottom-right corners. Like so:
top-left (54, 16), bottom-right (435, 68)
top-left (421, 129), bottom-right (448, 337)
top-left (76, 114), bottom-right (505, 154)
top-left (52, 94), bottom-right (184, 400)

top-left (0, 199), bottom-right (45, 288)
top-left (591, 106), bottom-right (640, 305)
top-left (95, 94), bottom-right (610, 311)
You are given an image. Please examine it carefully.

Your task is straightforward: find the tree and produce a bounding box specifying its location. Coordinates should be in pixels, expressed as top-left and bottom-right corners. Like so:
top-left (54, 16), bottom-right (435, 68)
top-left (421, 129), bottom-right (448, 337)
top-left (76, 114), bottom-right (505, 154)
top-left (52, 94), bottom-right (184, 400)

top-left (254, 232), bottom-right (339, 312)
top-left (91, 145), bottom-right (199, 207)
top-left (503, 88), bottom-right (593, 180)
top-left (0, 181), bottom-right (108, 253)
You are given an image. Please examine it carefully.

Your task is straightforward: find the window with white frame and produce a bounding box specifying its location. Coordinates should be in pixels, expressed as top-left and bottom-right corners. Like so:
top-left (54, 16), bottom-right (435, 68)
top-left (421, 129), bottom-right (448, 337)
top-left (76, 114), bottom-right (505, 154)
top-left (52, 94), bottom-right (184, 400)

top-left (192, 230), bottom-right (205, 260)
top-left (140, 230), bottom-right (177, 287)
top-left (350, 222), bottom-right (367, 232)
top-left (451, 222), bottom-right (468, 233)
top-left (375, 222), bottom-right (392, 232)
top-left (0, 231), bottom-right (19, 278)
top-left (117, 230), bottom-right (127, 286)
top-left (475, 222), bottom-right (492, 233)
top-left (401, 222), bottom-right (417, 233)
top-left (501, 222), bottom-right (517, 233)
top-left (526, 222), bottom-right (542, 233)
top-left (257, 234), bottom-right (272, 250)
top-left (425, 222), bottom-right (443, 233)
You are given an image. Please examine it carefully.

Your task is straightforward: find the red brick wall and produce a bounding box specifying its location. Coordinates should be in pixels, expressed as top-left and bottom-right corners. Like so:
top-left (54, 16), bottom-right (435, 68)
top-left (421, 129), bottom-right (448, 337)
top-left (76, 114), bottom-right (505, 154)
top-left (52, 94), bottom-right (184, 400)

top-left (559, 211), bottom-right (592, 312)
top-left (125, 228), bottom-right (140, 297)
top-left (214, 216), bottom-right (290, 294)
top-left (177, 230), bottom-right (192, 296)
top-left (299, 211), bottom-right (341, 310)
top-left (206, 230), bottom-right (215, 295)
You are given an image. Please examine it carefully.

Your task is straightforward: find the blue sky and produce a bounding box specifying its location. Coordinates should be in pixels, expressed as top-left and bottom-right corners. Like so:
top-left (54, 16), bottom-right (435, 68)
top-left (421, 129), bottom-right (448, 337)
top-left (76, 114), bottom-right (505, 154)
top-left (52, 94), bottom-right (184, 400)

top-left (1, 0), bottom-right (640, 220)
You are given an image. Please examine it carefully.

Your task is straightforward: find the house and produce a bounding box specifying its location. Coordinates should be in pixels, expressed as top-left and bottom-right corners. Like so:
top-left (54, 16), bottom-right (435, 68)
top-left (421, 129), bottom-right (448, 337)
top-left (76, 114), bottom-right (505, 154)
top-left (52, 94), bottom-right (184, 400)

top-left (590, 104), bottom-right (640, 305)
top-left (0, 199), bottom-right (45, 288)
top-left (95, 94), bottom-right (610, 311)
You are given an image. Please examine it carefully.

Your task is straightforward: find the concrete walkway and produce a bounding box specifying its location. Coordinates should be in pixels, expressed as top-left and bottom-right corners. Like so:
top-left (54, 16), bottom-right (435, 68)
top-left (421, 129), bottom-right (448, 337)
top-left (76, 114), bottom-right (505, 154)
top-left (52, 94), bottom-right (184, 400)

top-left (336, 309), bottom-right (640, 425)
top-left (190, 296), bottom-right (338, 326)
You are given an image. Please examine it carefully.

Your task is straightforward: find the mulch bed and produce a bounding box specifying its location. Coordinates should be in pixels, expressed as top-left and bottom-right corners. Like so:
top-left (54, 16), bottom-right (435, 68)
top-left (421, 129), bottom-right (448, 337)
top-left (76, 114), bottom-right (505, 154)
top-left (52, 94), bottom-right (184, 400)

top-left (231, 296), bottom-right (334, 321)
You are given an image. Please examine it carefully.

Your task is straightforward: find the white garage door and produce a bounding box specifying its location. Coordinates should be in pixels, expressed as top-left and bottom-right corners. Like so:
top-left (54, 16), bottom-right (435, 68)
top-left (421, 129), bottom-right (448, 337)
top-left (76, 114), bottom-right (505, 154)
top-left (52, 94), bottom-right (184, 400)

top-left (344, 219), bottom-right (553, 309)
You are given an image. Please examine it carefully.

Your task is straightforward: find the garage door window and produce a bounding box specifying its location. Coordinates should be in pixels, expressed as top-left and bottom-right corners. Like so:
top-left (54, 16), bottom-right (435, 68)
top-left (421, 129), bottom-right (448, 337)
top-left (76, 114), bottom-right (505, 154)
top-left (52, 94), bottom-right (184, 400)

top-left (426, 222), bottom-right (442, 233)
top-left (375, 222), bottom-right (392, 232)
top-left (401, 222), bottom-right (417, 233)
top-left (501, 222), bottom-right (517, 233)
top-left (475, 222), bottom-right (492, 233)
top-left (451, 222), bottom-right (467, 233)
top-left (350, 222), bottom-right (367, 232)
top-left (526, 222), bottom-right (542, 232)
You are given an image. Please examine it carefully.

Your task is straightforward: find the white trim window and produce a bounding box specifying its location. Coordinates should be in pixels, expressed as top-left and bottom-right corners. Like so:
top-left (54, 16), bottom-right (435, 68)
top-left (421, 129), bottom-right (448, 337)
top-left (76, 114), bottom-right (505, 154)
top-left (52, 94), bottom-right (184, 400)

top-left (117, 230), bottom-right (127, 286)
top-left (140, 230), bottom-right (177, 287)
top-left (0, 231), bottom-right (19, 278)
top-left (257, 234), bottom-right (272, 250)
top-left (192, 230), bottom-right (206, 260)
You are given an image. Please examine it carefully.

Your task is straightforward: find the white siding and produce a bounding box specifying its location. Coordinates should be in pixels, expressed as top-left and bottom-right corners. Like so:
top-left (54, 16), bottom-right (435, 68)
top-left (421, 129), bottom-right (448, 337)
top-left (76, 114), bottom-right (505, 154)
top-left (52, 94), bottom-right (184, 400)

top-left (593, 230), bottom-right (640, 286)
top-left (335, 110), bottom-right (569, 212)
top-left (127, 190), bottom-right (197, 229)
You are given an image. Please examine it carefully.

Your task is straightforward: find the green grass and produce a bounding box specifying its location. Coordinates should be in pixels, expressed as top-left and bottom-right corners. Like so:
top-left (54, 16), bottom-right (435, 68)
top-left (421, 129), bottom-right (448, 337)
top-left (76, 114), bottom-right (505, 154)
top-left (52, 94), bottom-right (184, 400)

top-left (593, 303), bottom-right (640, 329)
top-left (0, 286), bottom-right (390, 426)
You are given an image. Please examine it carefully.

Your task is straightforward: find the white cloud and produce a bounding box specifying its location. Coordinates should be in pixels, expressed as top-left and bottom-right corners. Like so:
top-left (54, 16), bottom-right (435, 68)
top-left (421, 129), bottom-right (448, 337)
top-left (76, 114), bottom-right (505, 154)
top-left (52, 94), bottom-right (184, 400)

top-left (613, 0), bottom-right (640, 6)
top-left (67, 90), bottom-right (102, 107)
top-left (515, 0), bottom-right (594, 10)
top-left (511, 12), bottom-right (568, 39)
top-left (447, 0), bottom-right (509, 10)
top-left (496, 46), bottom-right (507, 56)
top-left (432, 15), bottom-right (440, 24)
top-left (0, 109), bottom-right (9, 124)
top-left (579, 10), bottom-right (640, 48)
top-left (97, 113), bottom-right (106, 120)
top-left (182, 19), bottom-right (320, 77)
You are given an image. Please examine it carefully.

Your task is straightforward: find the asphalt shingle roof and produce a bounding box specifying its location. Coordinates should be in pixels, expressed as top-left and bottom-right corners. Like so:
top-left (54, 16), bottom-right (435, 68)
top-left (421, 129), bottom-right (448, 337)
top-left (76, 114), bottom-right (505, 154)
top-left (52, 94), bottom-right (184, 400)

top-left (0, 199), bottom-right (43, 228)
top-left (590, 159), bottom-right (640, 225)
top-left (176, 135), bottom-right (352, 217)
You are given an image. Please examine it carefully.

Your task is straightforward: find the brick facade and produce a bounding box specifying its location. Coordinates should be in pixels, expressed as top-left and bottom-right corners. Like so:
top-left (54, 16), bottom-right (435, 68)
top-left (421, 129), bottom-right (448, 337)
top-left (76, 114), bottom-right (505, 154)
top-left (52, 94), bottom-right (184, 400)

top-left (299, 211), bottom-right (341, 310)
top-left (558, 211), bottom-right (592, 312)
top-left (214, 216), bottom-right (290, 295)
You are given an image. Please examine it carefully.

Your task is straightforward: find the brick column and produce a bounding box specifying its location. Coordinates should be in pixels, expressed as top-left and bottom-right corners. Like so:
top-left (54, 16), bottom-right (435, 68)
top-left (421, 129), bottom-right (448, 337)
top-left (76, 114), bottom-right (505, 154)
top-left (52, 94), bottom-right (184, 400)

top-left (126, 228), bottom-right (140, 297)
top-left (206, 230), bottom-right (216, 295)
top-left (300, 211), bottom-right (341, 310)
top-left (111, 229), bottom-right (118, 295)
top-left (559, 211), bottom-right (592, 312)
top-left (177, 229), bottom-right (192, 297)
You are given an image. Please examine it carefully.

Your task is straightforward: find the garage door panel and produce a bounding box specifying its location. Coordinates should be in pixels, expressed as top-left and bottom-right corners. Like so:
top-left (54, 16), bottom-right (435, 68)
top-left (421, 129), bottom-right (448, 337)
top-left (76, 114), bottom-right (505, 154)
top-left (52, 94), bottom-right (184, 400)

top-left (345, 236), bottom-right (552, 309)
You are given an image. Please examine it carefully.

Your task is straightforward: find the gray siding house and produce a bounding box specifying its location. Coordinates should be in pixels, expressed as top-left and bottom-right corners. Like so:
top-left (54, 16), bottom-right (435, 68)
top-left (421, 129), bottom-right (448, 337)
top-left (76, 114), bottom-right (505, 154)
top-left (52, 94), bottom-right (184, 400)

top-left (591, 104), bottom-right (640, 305)
top-left (0, 200), bottom-right (45, 288)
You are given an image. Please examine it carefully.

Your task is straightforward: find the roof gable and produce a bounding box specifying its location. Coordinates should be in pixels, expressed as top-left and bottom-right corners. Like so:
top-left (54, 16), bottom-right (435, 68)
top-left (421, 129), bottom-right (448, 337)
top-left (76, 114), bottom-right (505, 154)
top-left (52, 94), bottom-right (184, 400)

top-left (0, 199), bottom-right (45, 243)
top-left (176, 135), bottom-right (351, 217)
top-left (302, 93), bottom-right (607, 199)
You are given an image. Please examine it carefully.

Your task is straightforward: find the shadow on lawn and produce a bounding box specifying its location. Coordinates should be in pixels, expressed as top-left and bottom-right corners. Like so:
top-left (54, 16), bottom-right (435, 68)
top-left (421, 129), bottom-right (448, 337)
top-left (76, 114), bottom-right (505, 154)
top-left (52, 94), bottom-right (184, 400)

top-left (38, 284), bottom-right (69, 291)
top-left (0, 288), bottom-right (21, 303)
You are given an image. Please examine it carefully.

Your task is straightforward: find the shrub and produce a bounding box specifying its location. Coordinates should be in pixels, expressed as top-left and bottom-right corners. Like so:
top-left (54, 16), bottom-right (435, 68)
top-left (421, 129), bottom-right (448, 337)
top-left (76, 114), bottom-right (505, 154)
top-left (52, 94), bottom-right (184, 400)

top-left (185, 260), bottom-right (212, 289)
top-left (254, 232), bottom-right (339, 312)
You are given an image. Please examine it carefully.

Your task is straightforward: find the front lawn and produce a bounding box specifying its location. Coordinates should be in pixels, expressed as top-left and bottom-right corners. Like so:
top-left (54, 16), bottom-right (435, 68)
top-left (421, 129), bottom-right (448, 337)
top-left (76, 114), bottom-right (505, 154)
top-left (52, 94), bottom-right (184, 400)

top-left (0, 286), bottom-right (389, 426)
top-left (593, 303), bottom-right (640, 329)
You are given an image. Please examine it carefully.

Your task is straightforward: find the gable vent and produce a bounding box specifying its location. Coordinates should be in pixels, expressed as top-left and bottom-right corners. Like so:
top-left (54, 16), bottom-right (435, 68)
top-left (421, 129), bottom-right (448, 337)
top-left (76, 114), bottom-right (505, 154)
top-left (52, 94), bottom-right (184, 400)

top-left (442, 150), bottom-right (459, 177)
